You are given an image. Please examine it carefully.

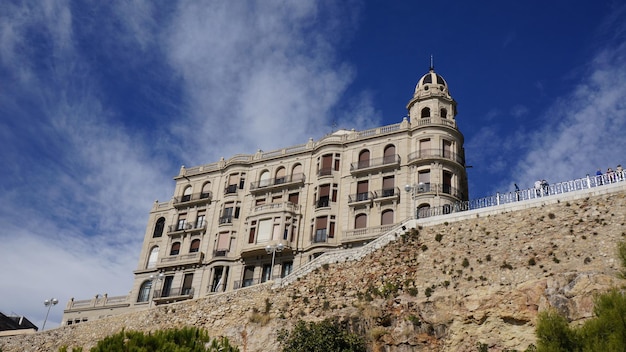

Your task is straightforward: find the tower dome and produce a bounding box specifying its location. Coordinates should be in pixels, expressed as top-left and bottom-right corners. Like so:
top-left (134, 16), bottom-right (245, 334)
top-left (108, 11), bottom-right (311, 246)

top-left (411, 68), bottom-right (451, 99)
top-left (406, 64), bottom-right (457, 123)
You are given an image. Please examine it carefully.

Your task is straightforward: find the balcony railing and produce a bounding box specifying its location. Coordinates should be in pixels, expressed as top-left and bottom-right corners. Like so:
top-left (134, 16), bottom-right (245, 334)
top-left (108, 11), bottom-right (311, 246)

top-left (167, 221), bottom-right (206, 234)
top-left (408, 149), bottom-right (464, 165)
top-left (409, 183), bottom-right (464, 199)
top-left (313, 230), bottom-right (327, 243)
top-left (153, 287), bottom-right (194, 299)
top-left (411, 171), bottom-right (626, 219)
top-left (213, 250), bottom-right (228, 257)
top-left (252, 202), bottom-right (300, 215)
top-left (315, 197), bottom-right (331, 208)
top-left (350, 155), bottom-right (400, 173)
top-left (224, 184), bottom-right (238, 194)
top-left (173, 191), bottom-right (212, 207)
top-left (250, 173), bottom-right (305, 191)
top-left (343, 223), bottom-right (397, 242)
top-left (158, 252), bottom-right (203, 268)
top-left (317, 168), bottom-right (333, 177)
top-left (219, 215), bottom-right (233, 225)
top-left (348, 191), bottom-right (373, 203)
top-left (373, 187), bottom-right (400, 199)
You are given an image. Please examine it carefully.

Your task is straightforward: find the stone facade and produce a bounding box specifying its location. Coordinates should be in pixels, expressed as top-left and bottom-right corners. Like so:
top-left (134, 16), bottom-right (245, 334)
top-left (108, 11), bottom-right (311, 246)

top-left (62, 67), bottom-right (469, 325)
top-left (3, 183), bottom-right (626, 351)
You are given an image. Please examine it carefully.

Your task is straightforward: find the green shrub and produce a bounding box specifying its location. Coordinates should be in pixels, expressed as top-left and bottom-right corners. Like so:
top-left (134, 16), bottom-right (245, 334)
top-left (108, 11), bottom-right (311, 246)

top-left (534, 289), bottom-right (626, 352)
top-left (278, 319), bottom-right (366, 352)
top-left (88, 327), bottom-right (239, 352)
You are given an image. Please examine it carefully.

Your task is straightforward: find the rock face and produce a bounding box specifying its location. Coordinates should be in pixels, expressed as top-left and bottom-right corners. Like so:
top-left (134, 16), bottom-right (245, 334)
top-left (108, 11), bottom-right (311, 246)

top-left (2, 191), bottom-right (625, 352)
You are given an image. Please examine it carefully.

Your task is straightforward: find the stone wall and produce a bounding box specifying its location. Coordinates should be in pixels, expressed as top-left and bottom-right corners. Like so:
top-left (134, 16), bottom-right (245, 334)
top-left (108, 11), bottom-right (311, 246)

top-left (2, 186), bottom-right (625, 352)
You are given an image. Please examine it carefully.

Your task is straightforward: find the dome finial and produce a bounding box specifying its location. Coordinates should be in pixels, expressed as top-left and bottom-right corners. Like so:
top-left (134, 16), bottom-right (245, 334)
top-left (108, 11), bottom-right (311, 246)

top-left (430, 55), bottom-right (434, 71)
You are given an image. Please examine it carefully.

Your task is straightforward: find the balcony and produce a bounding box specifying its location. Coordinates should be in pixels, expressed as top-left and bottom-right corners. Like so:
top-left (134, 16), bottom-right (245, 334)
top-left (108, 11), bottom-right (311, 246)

top-left (213, 250), bottom-right (228, 257)
top-left (350, 155), bottom-right (400, 175)
top-left (249, 173), bottom-right (305, 193)
top-left (312, 230), bottom-right (327, 243)
top-left (153, 287), bottom-right (194, 304)
top-left (173, 191), bottom-right (212, 209)
top-left (373, 187), bottom-right (400, 202)
top-left (342, 223), bottom-right (397, 243)
top-left (408, 148), bottom-right (464, 165)
top-left (411, 183), bottom-right (464, 200)
top-left (157, 252), bottom-right (203, 268)
top-left (348, 191), bottom-right (373, 206)
top-left (251, 202), bottom-right (300, 216)
top-left (219, 215), bottom-right (233, 225)
top-left (224, 184), bottom-right (238, 195)
top-left (167, 221), bottom-right (206, 235)
top-left (317, 168), bottom-right (334, 177)
top-left (315, 197), bottom-right (331, 209)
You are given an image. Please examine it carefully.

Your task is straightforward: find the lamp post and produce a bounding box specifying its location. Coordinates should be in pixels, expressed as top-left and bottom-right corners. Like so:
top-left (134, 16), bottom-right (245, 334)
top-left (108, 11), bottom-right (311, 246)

top-left (149, 273), bottom-right (164, 307)
top-left (404, 184), bottom-right (416, 219)
top-left (42, 298), bottom-right (58, 331)
top-left (265, 243), bottom-right (284, 280)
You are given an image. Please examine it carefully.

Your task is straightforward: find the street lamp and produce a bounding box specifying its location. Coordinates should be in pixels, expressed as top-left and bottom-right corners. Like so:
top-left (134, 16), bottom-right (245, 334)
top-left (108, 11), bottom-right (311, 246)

top-left (149, 273), bottom-right (164, 307)
top-left (404, 184), bottom-right (416, 219)
top-left (265, 242), bottom-right (285, 280)
top-left (42, 298), bottom-right (58, 331)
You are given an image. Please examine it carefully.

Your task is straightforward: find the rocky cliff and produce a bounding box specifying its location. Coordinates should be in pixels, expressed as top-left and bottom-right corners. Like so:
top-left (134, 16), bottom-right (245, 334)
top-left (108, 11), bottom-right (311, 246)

top-left (2, 189), bottom-right (625, 352)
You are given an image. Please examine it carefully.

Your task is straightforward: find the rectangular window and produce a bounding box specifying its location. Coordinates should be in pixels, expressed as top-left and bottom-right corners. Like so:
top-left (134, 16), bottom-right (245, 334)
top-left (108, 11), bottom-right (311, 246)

top-left (288, 193), bottom-right (299, 205)
top-left (196, 212), bottom-right (206, 228)
top-left (418, 170), bottom-right (431, 192)
top-left (357, 180), bottom-right (369, 201)
top-left (177, 214), bottom-right (187, 230)
top-left (182, 273), bottom-right (193, 295)
top-left (257, 219), bottom-right (272, 242)
top-left (248, 221), bottom-right (256, 244)
top-left (217, 232), bottom-right (231, 251)
top-left (281, 261), bottom-right (293, 278)
top-left (243, 266), bottom-right (254, 287)
top-left (382, 176), bottom-right (395, 197)
top-left (443, 140), bottom-right (453, 159)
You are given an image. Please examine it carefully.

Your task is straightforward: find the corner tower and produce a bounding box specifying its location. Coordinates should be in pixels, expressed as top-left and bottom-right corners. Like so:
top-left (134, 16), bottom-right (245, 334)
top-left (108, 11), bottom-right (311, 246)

top-left (405, 65), bottom-right (468, 217)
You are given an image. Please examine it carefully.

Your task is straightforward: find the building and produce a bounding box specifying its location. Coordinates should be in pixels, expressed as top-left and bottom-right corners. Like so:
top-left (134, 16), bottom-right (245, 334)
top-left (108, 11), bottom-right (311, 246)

top-left (0, 312), bottom-right (38, 336)
top-left (62, 66), bottom-right (468, 324)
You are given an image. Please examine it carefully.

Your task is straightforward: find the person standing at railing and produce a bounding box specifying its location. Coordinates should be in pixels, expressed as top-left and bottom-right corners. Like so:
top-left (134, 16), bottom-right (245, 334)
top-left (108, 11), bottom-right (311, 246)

top-left (617, 165), bottom-right (624, 180)
top-left (541, 180), bottom-right (550, 196)
top-left (534, 180), bottom-right (542, 197)
top-left (607, 167), bottom-right (616, 183)
top-left (596, 169), bottom-right (603, 185)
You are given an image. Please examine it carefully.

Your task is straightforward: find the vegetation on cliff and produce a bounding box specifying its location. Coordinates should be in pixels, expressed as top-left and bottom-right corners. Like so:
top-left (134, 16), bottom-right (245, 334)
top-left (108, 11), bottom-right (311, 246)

top-left (60, 327), bottom-right (239, 352)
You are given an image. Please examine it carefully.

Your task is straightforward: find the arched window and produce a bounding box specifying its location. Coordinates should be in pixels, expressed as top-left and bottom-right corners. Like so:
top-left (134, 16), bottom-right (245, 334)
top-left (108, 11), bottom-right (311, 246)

top-left (358, 150), bottom-right (370, 169)
top-left (153, 217), bottom-right (165, 238)
top-left (383, 144), bottom-right (396, 164)
top-left (417, 204), bottom-right (431, 219)
top-left (440, 108), bottom-right (448, 118)
top-left (355, 213), bottom-right (367, 229)
top-left (292, 164), bottom-right (303, 182)
top-left (146, 246), bottom-right (159, 269)
top-left (170, 242), bottom-right (181, 256)
top-left (190, 239), bottom-right (200, 253)
top-left (137, 280), bottom-right (152, 302)
top-left (200, 182), bottom-right (211, 199)
top-left (259, 170), bottom-right (270, 187)
top-left (421, 107), bottom-right (430, 118)
top-left (275, 167), bottom-right (286, 184)
top-left (182, 186), bottom-right (192, 202)
top-left (381, 210), bottom-right (394, 225)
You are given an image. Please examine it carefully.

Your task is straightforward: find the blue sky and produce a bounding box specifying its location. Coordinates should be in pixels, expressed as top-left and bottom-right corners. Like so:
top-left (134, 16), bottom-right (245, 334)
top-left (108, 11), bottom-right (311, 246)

top-left (1, 1), bottom-right (625, 330)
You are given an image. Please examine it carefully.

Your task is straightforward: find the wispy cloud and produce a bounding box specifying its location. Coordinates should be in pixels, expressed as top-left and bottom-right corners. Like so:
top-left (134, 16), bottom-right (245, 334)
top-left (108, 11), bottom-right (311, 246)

top-left (469, 38), bottom-right (626, 195)
top-left (0, 0), bottom-right (365, 329)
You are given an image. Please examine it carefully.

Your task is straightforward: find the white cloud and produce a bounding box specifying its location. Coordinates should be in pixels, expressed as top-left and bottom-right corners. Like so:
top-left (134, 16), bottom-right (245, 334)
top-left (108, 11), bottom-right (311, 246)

top-left (163, 1), bottom-right (361, 163)
top-left (0, 1), bottom-right (367, 330)
top-left (502, 41), bottom-right (626, 191)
